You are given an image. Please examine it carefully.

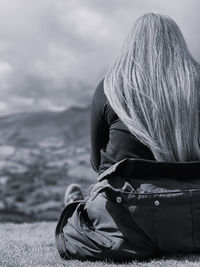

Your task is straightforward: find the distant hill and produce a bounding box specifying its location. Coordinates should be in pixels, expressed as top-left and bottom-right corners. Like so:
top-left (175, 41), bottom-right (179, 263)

top-left (0, 104), bottom-right (95, 222)
top-left (0, 105), bottom-right (91, 147)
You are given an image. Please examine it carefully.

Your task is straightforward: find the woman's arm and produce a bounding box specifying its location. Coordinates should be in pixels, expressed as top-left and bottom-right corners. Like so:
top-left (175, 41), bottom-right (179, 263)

top-left (90, 80), bottom-right (109, 173)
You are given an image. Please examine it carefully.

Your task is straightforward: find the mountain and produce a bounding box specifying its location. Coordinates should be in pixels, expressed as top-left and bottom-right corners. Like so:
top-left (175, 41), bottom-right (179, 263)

top-left (0, 104), bottom-right (96, 222)
top-left (0, 105), bottom-right (91, 147)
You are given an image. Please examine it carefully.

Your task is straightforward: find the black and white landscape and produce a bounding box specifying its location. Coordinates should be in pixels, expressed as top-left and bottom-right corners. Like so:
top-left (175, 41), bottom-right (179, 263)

top-left (0, 104), bottom-right (97, 222)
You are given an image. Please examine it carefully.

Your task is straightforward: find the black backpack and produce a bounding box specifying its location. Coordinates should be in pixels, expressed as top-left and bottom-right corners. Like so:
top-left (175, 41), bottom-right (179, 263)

top-left (55, 158), bottom-right (200, 261)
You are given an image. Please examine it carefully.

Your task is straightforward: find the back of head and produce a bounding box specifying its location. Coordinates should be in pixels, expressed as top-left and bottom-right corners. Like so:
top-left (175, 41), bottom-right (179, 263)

top-left (104, 13), bottom-right (200, 162)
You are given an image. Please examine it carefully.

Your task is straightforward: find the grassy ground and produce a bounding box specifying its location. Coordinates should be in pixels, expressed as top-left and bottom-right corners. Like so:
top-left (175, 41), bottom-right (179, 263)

top-left (1, 222), bottom-right (200, 267)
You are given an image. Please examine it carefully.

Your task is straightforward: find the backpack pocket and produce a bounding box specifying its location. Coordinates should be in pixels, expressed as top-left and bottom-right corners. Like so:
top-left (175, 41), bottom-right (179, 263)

top-left (104, 185), bottom-right (195, 253)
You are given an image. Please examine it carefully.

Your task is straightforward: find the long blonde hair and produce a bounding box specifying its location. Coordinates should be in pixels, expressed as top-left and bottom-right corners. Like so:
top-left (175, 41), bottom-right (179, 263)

top-left (104, 13), bottom-right (200, 162)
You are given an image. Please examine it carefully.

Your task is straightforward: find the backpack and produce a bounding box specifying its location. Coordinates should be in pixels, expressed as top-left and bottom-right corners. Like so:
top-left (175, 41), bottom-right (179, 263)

top-left (55, 158), bottom-right (200, 261)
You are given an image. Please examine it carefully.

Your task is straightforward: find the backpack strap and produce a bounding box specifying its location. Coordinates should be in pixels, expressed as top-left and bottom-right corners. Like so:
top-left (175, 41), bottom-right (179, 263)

top-left (98, 158), bottom-right (200, 181)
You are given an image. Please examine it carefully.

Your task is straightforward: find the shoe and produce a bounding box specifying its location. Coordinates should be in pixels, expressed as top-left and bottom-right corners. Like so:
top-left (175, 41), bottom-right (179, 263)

top-left (64, 183), bottom-right (84, 206)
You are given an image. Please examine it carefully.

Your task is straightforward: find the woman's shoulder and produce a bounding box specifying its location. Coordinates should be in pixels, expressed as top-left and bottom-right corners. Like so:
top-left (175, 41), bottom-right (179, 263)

top-left (93, 79), bottom-right (107, 103)
top-left (93, 78), bottom-right (118, 124)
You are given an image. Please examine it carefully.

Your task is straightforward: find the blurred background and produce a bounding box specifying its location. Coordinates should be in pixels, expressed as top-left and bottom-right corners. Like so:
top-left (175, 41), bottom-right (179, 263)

top-left (0, 0), bottom-right (199, 222)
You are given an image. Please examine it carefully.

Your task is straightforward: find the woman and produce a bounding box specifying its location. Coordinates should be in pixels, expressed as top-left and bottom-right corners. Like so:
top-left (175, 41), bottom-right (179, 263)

top-left (56, 13), bottom-right (200, 261)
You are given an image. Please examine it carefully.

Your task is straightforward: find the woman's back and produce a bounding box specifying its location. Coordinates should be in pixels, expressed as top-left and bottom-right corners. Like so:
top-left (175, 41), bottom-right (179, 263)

top-left (104, 13), bottom-right (200, 163)
top-left (90, 79), bottom-right (155, 174)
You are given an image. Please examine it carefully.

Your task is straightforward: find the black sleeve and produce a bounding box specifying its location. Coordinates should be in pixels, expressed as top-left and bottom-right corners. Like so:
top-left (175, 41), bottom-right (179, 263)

top-left (90, 79), bottom-right (110, 173)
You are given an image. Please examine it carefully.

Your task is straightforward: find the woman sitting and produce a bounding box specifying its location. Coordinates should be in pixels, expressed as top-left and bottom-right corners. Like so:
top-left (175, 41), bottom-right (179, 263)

top-left (55, 13), bottom-right (200, 262)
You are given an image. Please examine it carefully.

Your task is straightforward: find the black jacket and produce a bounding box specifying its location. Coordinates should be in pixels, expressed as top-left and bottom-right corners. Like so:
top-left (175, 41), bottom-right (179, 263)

top-left (90, 79), bottom-right (154, 175)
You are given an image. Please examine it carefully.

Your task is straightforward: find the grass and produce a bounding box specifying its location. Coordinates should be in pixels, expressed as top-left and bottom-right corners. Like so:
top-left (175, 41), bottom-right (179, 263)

top-left (1, 222), bottom-right (200, 267)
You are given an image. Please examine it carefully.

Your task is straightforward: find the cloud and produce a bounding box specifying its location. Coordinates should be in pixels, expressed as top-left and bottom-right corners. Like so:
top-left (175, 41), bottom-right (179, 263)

top-left (0, 100), bottom-right (8, 114)
top-left (0, 0), bottom-right (200, 116)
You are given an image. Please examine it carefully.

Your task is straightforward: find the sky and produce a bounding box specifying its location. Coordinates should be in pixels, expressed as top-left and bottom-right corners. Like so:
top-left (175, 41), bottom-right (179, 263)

top-left (0, 0), bottom-right (200, 116)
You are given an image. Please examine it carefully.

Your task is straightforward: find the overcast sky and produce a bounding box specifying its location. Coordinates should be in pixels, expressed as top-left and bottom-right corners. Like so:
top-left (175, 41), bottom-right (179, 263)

top-left (0, 0), bottom-right (200, 116)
